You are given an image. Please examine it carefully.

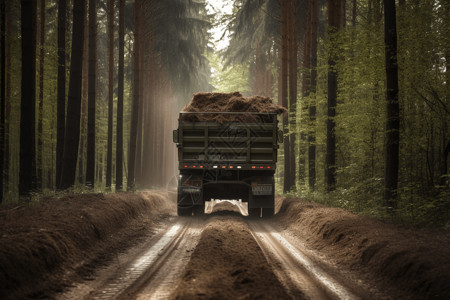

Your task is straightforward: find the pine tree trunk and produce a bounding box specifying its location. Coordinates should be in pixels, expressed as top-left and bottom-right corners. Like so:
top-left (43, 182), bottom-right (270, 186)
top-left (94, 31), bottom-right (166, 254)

top-left (59, 0), bottom-right (86, 190)
top-left (281, 0), bottom-right (291, 193)
top-left (19, 0), bottom-right (37, 197)
top-left (135, 21), bottom-right (145, 186)
top-left (56, 0), bottom-right (66, 189)
top-left (288, 0), bottom-right (297, 191)
top-left (0, 0), bottom-right (5, 202)
top-left (383, 0), bottom-right (400, 207)
top-left (326, 0), bottom-right (341, 191)
top-left (4, 0), bottom-right (10, 194)
top-left (302, 0), bottom-right (312, 188)
top-left (116, 0), bottom-right (124, 191)
top-left (128, 0), bottom-right (141, 191)
top-left (37, 0), bottom-right (45, 189)
top-left (86, 0), bottom-right (96, 187)
top-left (106, 0), bottom-right (114, 189)
top-left (77, 2), bottom-right (88, 184)
top-left (308, 0), bottom-right (318, 190)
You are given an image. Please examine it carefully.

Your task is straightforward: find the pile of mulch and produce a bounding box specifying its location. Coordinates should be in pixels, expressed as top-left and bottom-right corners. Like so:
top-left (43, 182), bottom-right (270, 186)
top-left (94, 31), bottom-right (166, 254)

top-left (0, 191), bottom-right (174, 299)
top-left (171, 215), bottom-right (293, 299)
top-left (276, 197), bottom-right (450, 299)
top-left (181, 92), bottom-right (286, 123)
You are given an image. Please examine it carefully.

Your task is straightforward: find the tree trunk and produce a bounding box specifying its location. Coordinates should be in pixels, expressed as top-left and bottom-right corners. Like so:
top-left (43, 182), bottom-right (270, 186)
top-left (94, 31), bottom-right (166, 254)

top-left (78, 0), bottom-right (88, 184)
top-left (0, 0), bottom-right (5, 202)
top-left (116, 0), bottom-right (124, 191)
top-left (326, 0), bottom-right (341, 191)
top-left (86, 0), bottom-right (96, 187)
top-left (4, 0), bottom-right (10, 194)
top-left (56, 0), bottom-right (66, 189)
top-left (59, 0), bottom-right (86, 190)
top-left (135, 16), bottom-right (145, 186)
top-left (288, 0), bottom-right (297, 191)
top-left (280, 0), bottom-right (291, 193)
top-left (106, 0), bottom-right (114, 189)
top-left (308, 0), bottom-right (318, 190)
top-left (37, 0), bottom-right (45, 189)
top-left (128, 0), bottom-right (141, 191)
top-left (19, 0), bottom-right (37, 197)
top-left (302, 0), bottom-right (312, 188)
top-left (383, 0), bottom-right (400, 207)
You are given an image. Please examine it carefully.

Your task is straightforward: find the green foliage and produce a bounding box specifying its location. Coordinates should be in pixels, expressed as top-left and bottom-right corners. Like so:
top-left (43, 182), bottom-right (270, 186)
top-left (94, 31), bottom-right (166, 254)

top-left (287, 0), bottom-right (450, 227)
top-left (208, 51), bottom-right (250, 94)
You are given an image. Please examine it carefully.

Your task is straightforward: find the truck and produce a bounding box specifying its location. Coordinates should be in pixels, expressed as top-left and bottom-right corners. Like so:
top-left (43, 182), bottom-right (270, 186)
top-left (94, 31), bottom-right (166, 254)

top-left (173, 111), bottom-right (282, 217)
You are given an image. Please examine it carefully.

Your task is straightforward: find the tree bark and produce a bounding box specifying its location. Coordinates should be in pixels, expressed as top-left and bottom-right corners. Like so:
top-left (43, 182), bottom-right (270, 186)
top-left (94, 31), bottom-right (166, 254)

top-left (116, 0), bottom-right (124, 191)
top-left (56, 0), bottom-right (66, 189)
top-left (308, 0), bottom-right (318, 190)
top-left (19, 0), bottom-right (37, 196)
top-left (0, 0), bottom-right (5, 202)
top-left (59, 0), bottom-right (86, 190)
top-left (77, 0), bottom-right (88, 184)
top-left (4, 0), bottom-right (10, 194)
top-left (383, 0), bottom-right (400, 207)
top-left (37, 0), bottom-right (45, 189)
top-left (288, 0), bottom-right (297, 191)
top-left (128, 0), bottom-right (141, 191)
top-left (106, 0), bottom-right (114, 189)
top-left (280, 0), bottom-right (291, 193)
top-left (326, 0), bottom-right (341, 191)
top-left (85, 0), bottom-right (96, 187)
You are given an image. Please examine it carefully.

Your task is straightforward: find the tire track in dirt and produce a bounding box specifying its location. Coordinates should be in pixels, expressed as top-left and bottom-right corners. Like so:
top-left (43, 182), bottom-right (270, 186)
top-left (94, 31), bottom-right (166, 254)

top-left (58, 217), bottom-right (202, 300)
top-left (249, 220), bottom-right (357, 300)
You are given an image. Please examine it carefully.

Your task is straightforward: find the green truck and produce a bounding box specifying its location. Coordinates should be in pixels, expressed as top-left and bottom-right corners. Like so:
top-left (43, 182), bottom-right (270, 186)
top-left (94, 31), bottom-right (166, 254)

top-left (173, 112), bottom-right (282, 217)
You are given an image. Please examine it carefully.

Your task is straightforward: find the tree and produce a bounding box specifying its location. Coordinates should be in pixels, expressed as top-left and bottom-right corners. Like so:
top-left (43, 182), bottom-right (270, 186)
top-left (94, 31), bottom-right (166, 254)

top-left (280, 0), bottom-right (291, 193)
top-left (0, 0), bottom-right (5, 202)
top-left (86, 0), bottom-right (96, 187)
top-left (106, 0), bottom-right (114, 189)
top-left (383, 0), bottom-right (400, 207)
top-left (59, 0), bottom-right (86, 190)
top-left (288, 0), bottom-right (297, 192)
top-left (308, 0), bottom-right (318, 190)
top-left (116, 0), bottom-right (124, 191)
top-left (326, 0), bottom-right (342, 191)
top-left (56, 0), bottom-right (66, 189)
top-left (19, 0), bottom-right (37, 196)
top-left (128, 0), bottom-right (141, 191)
top-left (37, 0), bottom-right (45, 189)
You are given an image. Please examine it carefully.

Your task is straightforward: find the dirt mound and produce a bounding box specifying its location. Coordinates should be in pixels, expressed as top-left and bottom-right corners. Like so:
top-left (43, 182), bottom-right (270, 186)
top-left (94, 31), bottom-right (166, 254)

top-left (171, 215), bottom-right (293, 299)
top-left (0, 191), bottom-right (174, 299)
top-left (277, 198), bottom-right (450, 299)
top-left (181, 92), bottom-right (286, 123)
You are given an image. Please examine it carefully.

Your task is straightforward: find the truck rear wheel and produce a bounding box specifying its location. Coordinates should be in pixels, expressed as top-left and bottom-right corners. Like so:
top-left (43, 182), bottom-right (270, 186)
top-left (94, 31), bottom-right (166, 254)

top-left (248, 208), bottom-right (261, 218)
top-left (177, 205), bottom-right (193, 216)
top-left (193, 204), bottom-right (205, 216)
top-left (262, 207), bottom-right (274, 218)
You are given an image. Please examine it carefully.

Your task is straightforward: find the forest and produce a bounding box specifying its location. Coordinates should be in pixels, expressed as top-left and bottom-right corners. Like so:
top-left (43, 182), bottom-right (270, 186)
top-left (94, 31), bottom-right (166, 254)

top-left (0, 0), bottom-right (448, 226)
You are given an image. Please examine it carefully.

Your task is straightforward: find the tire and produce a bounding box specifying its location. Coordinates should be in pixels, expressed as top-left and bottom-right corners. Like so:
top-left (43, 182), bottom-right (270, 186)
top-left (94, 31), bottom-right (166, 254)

top-left (248, 208), bottom-right (261, 218)
top-left (262, 207), bottom-right (274, 218)
top-left (177, 205), bottom-right (192, 216)
top-left (193, 204), bottom-right (205, 216)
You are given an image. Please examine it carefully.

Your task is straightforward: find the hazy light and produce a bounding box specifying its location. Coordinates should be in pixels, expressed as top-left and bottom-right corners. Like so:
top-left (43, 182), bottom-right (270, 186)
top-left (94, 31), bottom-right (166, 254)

top-left (206, 0), bottom-right (233, 51)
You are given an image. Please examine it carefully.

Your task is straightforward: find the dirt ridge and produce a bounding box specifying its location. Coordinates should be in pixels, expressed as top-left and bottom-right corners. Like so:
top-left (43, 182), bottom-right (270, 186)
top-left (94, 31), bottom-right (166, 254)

top-left (171, 215), bottom-right (293, 299)
top-left (0, 191), bottom-right (173, 299)
top-left (277, 198), bottom-right (450, 299)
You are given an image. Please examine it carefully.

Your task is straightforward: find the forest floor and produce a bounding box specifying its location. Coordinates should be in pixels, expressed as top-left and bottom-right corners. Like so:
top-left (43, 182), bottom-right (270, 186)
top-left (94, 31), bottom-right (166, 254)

top-left (1, 192), bottom-right (449, 299)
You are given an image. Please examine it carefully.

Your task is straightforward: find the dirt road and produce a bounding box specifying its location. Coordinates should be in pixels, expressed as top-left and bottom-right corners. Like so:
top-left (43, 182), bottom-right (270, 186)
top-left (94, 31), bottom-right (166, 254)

top-left (1, 193), bottom-right (450, 299)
